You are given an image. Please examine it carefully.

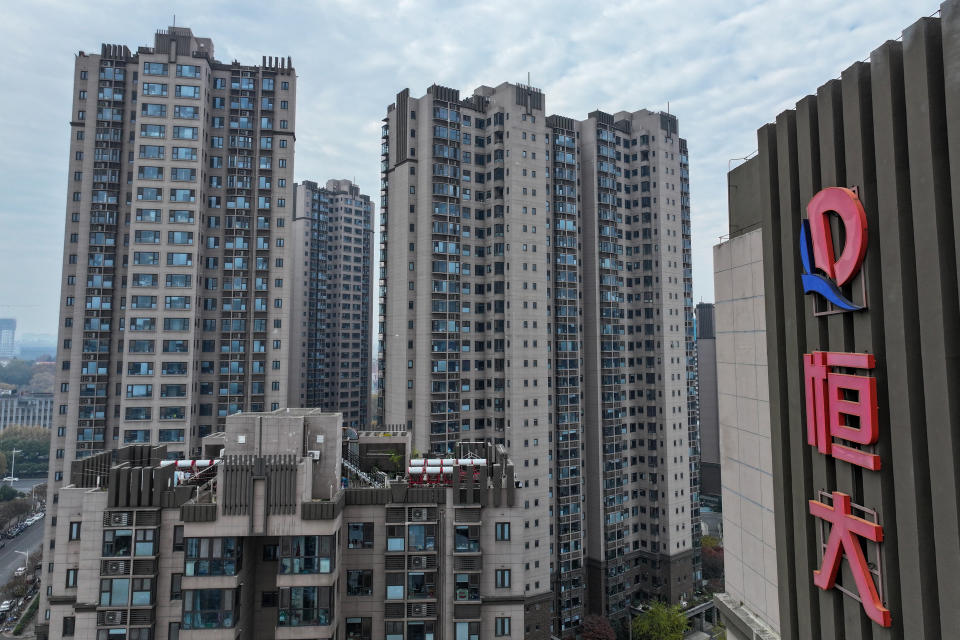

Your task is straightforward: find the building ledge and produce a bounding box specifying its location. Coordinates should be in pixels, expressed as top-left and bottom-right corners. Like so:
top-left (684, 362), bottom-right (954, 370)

top-left (713, 592), bottom-right (779, 640)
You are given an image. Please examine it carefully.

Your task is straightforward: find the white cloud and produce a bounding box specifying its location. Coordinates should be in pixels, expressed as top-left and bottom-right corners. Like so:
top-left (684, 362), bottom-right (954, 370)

top-left (0, 0), bottom-right (935, 335)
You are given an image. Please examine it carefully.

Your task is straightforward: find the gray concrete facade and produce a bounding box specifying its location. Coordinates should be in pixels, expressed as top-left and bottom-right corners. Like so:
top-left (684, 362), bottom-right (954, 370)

top-left (720, 2), bottom-right (960, 638)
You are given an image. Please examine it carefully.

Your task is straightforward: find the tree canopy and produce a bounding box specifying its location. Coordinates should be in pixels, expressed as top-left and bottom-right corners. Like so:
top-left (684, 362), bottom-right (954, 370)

top-left (0, 426), bottom-right (50, 476)
top-left (0, 360), bottom-right (36, 387)
top-left (580, 615), bottom-right (617, 640)
top-left (632, 602), bottom-right (689, 640)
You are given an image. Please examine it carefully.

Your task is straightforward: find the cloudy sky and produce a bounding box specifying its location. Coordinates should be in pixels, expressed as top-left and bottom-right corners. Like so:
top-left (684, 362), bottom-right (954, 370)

top-left (0, 0), bottom-right (935, 339)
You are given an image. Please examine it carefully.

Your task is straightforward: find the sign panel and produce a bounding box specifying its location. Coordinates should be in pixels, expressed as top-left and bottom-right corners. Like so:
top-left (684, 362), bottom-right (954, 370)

top-left (800, 187), bottom-right (890, 628)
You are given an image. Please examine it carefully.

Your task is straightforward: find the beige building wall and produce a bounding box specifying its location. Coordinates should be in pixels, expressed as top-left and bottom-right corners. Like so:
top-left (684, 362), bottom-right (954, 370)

top-left (714, 228), bottom-right (779, 635)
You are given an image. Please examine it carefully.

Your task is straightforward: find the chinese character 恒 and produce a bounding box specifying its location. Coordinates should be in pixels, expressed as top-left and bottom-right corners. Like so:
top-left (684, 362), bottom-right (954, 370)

top-left (803, 351), bottom-right (879, 470)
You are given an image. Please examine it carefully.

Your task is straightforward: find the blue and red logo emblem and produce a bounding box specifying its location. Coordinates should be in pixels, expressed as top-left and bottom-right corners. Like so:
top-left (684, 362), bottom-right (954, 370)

top-left (799, 187), bottom-right (868, 311)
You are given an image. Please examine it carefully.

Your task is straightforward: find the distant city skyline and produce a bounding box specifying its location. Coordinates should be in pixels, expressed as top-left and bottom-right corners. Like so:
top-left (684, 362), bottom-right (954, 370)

top-left (0, 0), bottom-right (934, 335)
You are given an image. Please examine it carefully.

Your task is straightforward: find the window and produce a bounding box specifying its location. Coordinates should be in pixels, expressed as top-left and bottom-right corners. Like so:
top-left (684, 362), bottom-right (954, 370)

top-left (495, 569), bottom-right (511, 588)
top-left (168, 189), bottom-right (195, 205)
top-left (346, 618), bottom-right (372, 640)
top-left (65, 568), bottom-right (77, 588)
top-left (132, 577), bottom-right (154, 605)
top-left (495, 617), bottom-right (511, 636)
top-left (138, 166), bottom-right (163, 180)
top-left (125, 407), bottom-right (151, 421)
top-left (173, 126), bottom-right (198, 140)
top-left (183, 588), bottom-right (237, 629)
top-left (278, 586), bottom-right (331, 627)
top-left (174, 105), bottom-right (199, 119)
top-left (173, 525), bottom-right (184, 552)
top-left (69, 522), bottom-right (81, 541)
top-left (141, 103), bottom-right (166, 117)
top-left (63, 616), bottom-right (75, 636)
top-left (170, 573), bottom-right (183, 600)
top-left (175, 85), bottom-right (200, 98)
top-left (164, 318), bottom-right (190, 331)
top-left (176, 64), bottom-right (200, 78)
top-left (386, 573), bottom-right (404, 600)
top-left (454, 525), bottom-right (479, 552)
top-left (144, 62), bottom-right (167, 76)
top-left (185, 538), bottom-right (242, 576)
top-left (142, 83), bottom-right (168, 96)
top-left (346, 570), bottom-right (373, 596)
top-left (279, 535), bottom-right (335, 574)
top-left (495, 522), bottom-right (510, 541)
top-left (456, 622), bottom-right (480, 640)
top-left (407, 571), bottom-right (436, 599)
top-left (167, 253), bottom-right (193, 267)
top-left (168, 231), bottom-right (194, 244)
top-left (134, 252), bottom-right (159, 266)
top-left (172, 146), bottom-right (196, 161)
top-left (100, 578), bottom-right (129, 606)
top-left (135, 529), bottom-right (156, 555)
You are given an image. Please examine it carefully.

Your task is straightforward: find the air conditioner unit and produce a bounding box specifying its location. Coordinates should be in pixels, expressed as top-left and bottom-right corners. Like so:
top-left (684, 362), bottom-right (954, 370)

top-left (410, 508), bottom-right (427, 522)
top-left (307, 450), bottom-right (321, 461)
top-left (109, 512), bottom-right (129, 526)
top-left (410, 604), bottom-right (428, 617)
top-left (410, 556), bottom-right (427, 569)
top-left (103, 611), bottom-right (122, 625)
top-left (106, 561), bottom-right (123, 575)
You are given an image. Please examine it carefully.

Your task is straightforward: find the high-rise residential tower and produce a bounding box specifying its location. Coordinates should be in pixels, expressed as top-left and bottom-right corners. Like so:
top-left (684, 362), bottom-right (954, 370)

top-left (696, 302), bottom-right (720, 503)
top-left (378, 82), bottom-right (695, 635)
top-left (291, 179), bottom-right (374, 428)
top-left (0, 318), bottom-right (15, 358)
top-left (45, 23), bottom-right (295, 629)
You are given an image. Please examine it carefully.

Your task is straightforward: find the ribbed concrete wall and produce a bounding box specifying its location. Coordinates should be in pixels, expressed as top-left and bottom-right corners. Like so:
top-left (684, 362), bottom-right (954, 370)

top-left (729, 2), bottom-right (960, 638)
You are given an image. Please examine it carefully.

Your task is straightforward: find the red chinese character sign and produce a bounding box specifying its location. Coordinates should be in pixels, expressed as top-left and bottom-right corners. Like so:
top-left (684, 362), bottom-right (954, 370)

top-left (800, 187), bottom-right (890, 628)
top-left (803, 351), bottom-right (879, 470)
top-left (808, 492), bottom-right (891, 627)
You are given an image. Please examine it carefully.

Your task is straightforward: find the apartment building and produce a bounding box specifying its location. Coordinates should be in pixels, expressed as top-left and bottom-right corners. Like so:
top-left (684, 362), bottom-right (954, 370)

top-left (38, 409), bottom-right (541, 640)
top-left (377, 82), bottom-right (696, 635)
top-left (291, 180), bottom-right (374, 428)
top-left (45, 23), bottom-right (296, 630)
top-left (696, 302), bottom-right (719, 502)
top-left (0, 319), bottom-right (15, 359)
top-left (0, 390), bottom-right (54, 430)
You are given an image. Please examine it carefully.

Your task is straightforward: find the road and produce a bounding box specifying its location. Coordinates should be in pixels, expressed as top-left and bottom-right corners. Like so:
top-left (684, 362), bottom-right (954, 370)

top-left (0, 518), bottom-right (42, 587)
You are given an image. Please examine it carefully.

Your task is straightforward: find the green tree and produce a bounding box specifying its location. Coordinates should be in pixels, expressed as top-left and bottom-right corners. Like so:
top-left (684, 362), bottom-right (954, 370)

top-left (24, 370), bottom-right (55, 393)
top-left (632, 602), bottom-right (688, 640)
top-left (0, 426), bottom-right (50, 476)
top-left (0, 485), bottom-right (21, 502)
top-left (0, 360), bottom-right (34, 387)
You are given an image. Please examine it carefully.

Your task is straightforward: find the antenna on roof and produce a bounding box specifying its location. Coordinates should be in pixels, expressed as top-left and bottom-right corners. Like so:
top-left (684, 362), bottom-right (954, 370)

top-left (173, 13), bottom-right (176, 27)
top-left (528, 71), bottom-right (531, 86)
